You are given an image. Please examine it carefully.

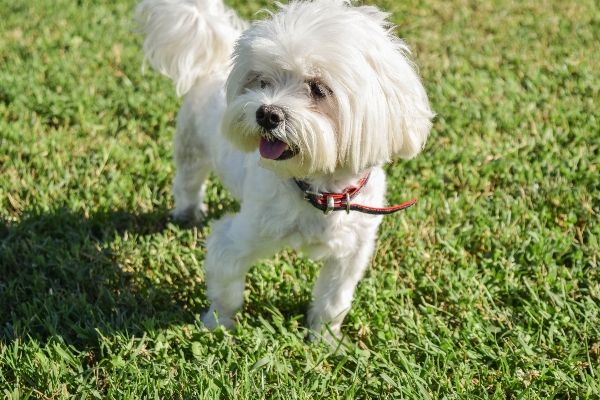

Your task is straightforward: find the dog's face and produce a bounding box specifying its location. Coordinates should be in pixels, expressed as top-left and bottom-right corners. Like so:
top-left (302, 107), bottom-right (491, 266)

top-left (222, 0), bottom-right (433, 179)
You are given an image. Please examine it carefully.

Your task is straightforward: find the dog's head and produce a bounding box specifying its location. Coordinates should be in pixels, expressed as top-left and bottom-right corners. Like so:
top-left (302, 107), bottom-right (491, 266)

top-left (222, 0), bottom-right (434, 179)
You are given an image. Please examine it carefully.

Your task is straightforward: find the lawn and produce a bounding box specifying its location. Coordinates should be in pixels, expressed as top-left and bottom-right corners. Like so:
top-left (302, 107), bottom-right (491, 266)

top-left (1, 0), bottom-right (599, 398)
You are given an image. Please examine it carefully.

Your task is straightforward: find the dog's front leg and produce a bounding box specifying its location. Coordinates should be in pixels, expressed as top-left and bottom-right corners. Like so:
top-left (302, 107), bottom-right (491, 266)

top-left (201, 214), bottom-right (283, 330)
top-left (308, 235), bottom-right (377, 344)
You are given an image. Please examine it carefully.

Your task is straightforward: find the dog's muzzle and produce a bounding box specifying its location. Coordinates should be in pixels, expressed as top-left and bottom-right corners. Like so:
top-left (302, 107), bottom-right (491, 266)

top-left (256, 104), bottom-right (297, 161)
top-left (256, 105), bottom-right (284, 131)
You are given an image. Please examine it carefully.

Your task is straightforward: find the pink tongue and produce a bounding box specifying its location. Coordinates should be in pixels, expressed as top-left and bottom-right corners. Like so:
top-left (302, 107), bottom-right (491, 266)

top-left (259, 137), bottom-right (288, 159)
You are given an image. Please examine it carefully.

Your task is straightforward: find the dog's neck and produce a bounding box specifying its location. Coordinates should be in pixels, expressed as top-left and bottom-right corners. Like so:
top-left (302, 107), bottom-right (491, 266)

top-left (295, 167), bottom-right (375, 194)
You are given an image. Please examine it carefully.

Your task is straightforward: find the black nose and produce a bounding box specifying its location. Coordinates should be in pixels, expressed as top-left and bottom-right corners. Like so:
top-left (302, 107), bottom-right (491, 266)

top-left (256, 105), bottom-right (284, 130)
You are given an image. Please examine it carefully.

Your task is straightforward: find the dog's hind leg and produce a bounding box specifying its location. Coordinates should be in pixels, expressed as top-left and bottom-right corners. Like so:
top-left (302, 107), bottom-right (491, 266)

top-left (171, 121), bottom-right (211, 223)
top-left (171, 160), bottom-right (210, 223)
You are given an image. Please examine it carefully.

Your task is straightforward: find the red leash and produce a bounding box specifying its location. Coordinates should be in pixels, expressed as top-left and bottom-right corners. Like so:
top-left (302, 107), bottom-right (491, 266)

top-left (295, 173), bottom-right (418, 215)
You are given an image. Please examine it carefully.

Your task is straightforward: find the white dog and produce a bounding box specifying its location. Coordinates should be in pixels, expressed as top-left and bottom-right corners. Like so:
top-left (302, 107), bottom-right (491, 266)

top-left (136, 0), bottom-right (433, 343)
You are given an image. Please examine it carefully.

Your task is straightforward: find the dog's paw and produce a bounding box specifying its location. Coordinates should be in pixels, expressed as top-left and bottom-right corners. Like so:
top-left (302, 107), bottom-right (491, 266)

top-left (201, 308), bottom-right (235, 331)
top-left (200, 312), bottom-right (219, 331)
top-left (170, 203), bottom-right (208, 226)
top-left (307, 325), bottom-right (349, 348)
top-left (307, 329), bottom-right (351, 352)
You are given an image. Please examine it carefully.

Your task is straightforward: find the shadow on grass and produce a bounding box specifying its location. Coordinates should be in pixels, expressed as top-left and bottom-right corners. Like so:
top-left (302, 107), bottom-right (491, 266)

top-left (0, 206), bottom-right (206, 347)
top-left (0, 201), bottom-right (312, 347)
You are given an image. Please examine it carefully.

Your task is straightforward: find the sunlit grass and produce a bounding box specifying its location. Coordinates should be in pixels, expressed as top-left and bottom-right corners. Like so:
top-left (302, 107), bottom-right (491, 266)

top-left (1, 0), bottom-right (599, 398)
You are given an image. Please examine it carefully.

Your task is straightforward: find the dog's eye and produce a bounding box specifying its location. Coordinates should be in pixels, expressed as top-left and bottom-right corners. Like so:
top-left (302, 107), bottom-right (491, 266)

top-left (309, 81), bottom-right (331, 98)
top-left (260, 80), bottom-right (269, 89)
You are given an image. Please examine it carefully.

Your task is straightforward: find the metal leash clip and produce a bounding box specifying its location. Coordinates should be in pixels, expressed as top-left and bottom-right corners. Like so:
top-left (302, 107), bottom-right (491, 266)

top-left (325, 196), bottom-right (334, 215)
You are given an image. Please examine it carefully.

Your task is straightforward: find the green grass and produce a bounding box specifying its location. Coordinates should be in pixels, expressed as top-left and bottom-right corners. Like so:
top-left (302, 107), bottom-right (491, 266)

top-left (1, 0), bottom-right (599, 398)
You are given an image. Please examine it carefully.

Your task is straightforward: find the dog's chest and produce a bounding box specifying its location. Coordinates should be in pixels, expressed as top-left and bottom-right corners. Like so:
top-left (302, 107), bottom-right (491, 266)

top-left (284, 208), bottom-right (366, 260)
top-left (243, 164), bottom-right (383, 259)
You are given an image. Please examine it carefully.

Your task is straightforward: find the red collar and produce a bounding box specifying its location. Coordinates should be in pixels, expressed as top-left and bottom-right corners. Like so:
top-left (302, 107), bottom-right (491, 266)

top-left (294, 173), bottom-right (417, 215)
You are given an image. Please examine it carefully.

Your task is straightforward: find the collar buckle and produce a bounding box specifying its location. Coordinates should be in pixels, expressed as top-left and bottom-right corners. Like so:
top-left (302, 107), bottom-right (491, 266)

top-left (295, 173), bottom-right (372, 215)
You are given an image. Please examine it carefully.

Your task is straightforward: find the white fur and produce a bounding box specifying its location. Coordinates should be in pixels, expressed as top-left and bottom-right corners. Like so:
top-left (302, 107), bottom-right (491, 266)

top-left (136, 0), bottom-right (433, 344)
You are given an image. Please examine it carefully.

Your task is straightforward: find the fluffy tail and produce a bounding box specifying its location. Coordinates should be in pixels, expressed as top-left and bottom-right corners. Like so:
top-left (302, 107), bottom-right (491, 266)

top-left (135, 0), bottom-right (247, 96)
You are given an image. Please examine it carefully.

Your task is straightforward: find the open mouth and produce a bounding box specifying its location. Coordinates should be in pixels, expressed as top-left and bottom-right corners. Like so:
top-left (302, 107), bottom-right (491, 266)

top-left (259, 136), bottom-right (296, 161)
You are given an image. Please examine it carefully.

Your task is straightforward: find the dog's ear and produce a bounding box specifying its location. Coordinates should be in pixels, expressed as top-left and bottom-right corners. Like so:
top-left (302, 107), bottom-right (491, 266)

top-left (336, 6), bottom-right (434, 171)
top-left (366, 34), bottom-right (434, 160)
